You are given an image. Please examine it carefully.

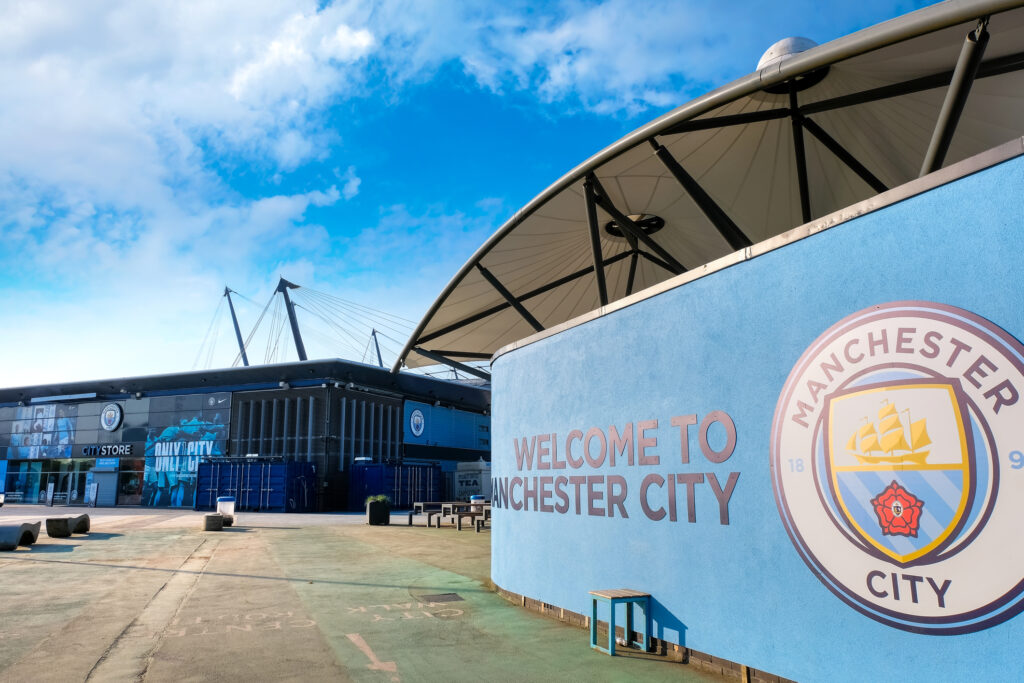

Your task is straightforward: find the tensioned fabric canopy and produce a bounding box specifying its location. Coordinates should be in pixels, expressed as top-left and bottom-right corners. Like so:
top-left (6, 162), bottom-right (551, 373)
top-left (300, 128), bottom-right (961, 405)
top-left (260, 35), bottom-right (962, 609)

top-left (394, 0), bottom-right (1024, 377)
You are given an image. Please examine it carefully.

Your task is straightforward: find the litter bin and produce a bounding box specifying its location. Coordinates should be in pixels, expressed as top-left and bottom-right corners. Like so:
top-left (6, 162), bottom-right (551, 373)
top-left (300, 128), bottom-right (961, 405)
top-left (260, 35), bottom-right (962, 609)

top-left (216, 496), bottom-right (236, 526)
top-left (470, 495), bottom-right (485, 513)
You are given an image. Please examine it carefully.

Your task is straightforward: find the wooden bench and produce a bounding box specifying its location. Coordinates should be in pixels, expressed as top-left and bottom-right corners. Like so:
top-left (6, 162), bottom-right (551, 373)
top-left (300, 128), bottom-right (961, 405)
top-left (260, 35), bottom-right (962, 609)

top-left (588, 589), bottom-right (651, 656)
top-left (45, 514), bottom-right (91, 538)
top-left (0, 522), bottom-right (41, 551)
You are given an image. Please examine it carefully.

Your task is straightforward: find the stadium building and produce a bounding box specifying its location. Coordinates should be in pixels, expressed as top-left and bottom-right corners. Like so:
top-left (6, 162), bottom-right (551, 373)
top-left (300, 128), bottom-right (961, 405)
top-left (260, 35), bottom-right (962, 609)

top-left (0, 360), bottom-right (489, 511)
top-left (393, 1), bottom-right (1024, 680)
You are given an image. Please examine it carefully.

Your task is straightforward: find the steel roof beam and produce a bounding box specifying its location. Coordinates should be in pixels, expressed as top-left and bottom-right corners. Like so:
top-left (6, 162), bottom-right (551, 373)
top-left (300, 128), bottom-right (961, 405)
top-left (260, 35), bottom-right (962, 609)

top-left (921, 18), bottom-right (990, 176)
top-left (650, 139), bottom-right (753, 250)
top-left (657, 49), bottom-right (1024, 137)
top-left (276, 278), bottom-right (307, 362)
top-left (789, 88), bottom-right (812, 224)
top-left (421, 350), bottom-right (493, 360)
top-left (583, 178), bottom-right (609, 306)
top-left (224, 287), bottom-right (250, 367)
top-left (625, 252), bottom-right (639, 296)
top-left (804, 44), bottom-right (1019, 117)
top-left (475, 264), bottom-right (545, 333)
top-left (636, 249), bottom-right (680, 275)
top-left (418, 250), bottom-right (634, 345)
top-left (800, 116), bottom-right (888, 194)
top-left (587, 173), bottom-right (686, 275)
top-left (411, 347), bottom-right (491, 381)
top-left (661, 107), bottom-right (792, 135)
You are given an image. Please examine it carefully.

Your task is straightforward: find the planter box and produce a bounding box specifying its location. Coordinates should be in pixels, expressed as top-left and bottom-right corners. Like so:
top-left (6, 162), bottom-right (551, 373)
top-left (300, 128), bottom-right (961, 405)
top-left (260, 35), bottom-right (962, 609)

top-left (366, 501), bottom-right (391, 525)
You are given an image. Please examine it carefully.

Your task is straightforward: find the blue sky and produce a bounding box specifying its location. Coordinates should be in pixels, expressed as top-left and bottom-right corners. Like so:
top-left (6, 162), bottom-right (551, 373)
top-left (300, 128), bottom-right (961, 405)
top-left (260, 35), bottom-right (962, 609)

top-left (0, 0), bottom-right (930, 387)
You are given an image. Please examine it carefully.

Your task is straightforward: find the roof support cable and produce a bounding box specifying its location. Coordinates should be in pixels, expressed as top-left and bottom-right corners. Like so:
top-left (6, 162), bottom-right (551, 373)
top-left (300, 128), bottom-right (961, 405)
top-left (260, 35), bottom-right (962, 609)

top-left (920, 16), bottom-right (990, 177)
top-left (235, 291), bottom-right (276, 367)
top-left (475, 264), bottom-right (545, 333)
top-left (586, 173), bottom-right (686, 275)
top-left (789, 87), bottom-right (812, 224)
top-left (583, 178), bottom-right (609, 306)
top-left (412, 347), bottom-right (492, 381)
top-left (649, 138), bottom-right (752, 251)
top-left (798, 117), bottom-right (889, 194)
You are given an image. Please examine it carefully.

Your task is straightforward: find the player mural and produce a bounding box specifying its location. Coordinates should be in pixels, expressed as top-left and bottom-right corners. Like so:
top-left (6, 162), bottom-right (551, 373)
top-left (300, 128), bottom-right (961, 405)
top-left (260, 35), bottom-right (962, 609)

top-left (7, 404), bottom-right (77, 460)
top-left (142, 393), bottom-right (229, 507)
top-left (772, 301), bottom-right (1024, 633)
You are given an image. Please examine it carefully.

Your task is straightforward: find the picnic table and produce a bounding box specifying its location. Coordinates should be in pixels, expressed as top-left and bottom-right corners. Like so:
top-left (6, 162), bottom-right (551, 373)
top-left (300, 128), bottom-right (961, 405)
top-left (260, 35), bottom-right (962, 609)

top-left (407, 501), bottom-right (463, 527)
top-left (439, 501), bottom-right (491, 530)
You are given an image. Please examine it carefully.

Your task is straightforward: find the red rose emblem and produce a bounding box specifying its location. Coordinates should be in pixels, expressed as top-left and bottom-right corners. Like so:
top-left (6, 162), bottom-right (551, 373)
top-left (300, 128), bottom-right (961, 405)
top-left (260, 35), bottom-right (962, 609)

top-left (871, 481), bottom-right (924, 538)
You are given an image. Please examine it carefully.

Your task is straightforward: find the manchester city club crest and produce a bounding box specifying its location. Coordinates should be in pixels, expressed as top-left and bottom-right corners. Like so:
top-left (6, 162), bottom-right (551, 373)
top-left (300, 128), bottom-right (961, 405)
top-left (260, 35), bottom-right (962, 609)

top-left (771, 302), bottom-right (1024, 634)
top-left (100, 403), bottom-right (123, 432)
top-left (410, 409), bottom-right (425, 437)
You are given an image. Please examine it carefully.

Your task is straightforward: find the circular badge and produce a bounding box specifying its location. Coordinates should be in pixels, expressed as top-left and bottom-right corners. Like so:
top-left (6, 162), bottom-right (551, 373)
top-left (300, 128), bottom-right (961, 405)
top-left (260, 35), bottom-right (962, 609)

top-left (99, 403), bottom-right (123, 432)
top-left (771, 301), bottom-right (1024, 634)
top-left (410, 409), bottom-right (425, 438)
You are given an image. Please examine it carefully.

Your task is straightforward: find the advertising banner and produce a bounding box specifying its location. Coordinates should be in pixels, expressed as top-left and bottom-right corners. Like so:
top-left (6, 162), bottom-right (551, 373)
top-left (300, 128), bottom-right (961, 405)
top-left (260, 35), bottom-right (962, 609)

top-left (6, 404), bottom-right (77, 459)
top-left (142, 392), bottom-right (229, 507)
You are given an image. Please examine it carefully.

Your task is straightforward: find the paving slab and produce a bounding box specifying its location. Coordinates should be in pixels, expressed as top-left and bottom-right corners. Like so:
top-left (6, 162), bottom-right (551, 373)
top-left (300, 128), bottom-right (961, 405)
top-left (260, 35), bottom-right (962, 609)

top-left (0, 506), bottom-right (725, 682)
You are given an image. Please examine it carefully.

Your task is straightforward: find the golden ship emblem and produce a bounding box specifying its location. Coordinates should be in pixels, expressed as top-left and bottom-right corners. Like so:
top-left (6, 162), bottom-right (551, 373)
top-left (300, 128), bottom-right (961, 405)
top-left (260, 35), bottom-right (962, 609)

top-left (846, 399), bottom-right (932, 466)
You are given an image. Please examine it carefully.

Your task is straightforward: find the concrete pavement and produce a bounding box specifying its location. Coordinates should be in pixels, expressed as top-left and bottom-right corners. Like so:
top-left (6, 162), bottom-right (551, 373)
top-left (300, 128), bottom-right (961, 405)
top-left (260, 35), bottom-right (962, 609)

top-left (0, 506), bottom-right (724, 682)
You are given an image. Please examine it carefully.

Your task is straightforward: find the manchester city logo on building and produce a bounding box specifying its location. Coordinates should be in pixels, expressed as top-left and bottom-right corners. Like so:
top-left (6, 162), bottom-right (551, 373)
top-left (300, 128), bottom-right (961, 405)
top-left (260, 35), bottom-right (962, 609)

top-left (771, 301), bottom-right (1024, 634)
top-left (99, 402), bottom-right (123, 432)
top-left (410, 409), bottom-right (425, 437)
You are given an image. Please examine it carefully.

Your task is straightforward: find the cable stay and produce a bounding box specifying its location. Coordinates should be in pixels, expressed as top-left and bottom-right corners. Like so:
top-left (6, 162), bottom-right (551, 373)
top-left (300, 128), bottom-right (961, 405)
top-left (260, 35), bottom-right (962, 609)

top-left (196, 278), bottom-right (487, 380)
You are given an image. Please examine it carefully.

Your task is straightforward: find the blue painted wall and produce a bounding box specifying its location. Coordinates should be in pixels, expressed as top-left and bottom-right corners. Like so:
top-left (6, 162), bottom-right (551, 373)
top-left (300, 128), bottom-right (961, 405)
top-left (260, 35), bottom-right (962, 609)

top-left (491, 155), bottom-right (1024, 682)
top-left (402, 400), bottom-right (490, 451)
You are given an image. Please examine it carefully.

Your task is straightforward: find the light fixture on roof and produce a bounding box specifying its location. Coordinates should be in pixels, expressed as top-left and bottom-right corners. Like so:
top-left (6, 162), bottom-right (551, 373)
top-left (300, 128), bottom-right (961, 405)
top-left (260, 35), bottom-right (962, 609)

top-left (604, 213), bottom-right (665, 240)
top-left (757, 36), bottom-right (828, 93)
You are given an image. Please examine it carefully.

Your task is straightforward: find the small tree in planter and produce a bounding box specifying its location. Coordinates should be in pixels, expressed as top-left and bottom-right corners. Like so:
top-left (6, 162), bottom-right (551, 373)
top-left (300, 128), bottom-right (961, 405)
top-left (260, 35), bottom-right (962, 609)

top-left (365, 494), bottom-right (391, 525)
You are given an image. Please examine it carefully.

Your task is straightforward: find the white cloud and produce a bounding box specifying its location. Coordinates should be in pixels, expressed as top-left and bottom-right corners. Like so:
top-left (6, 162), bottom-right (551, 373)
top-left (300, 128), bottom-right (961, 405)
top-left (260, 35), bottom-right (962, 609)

top-left (0, 0), bottom-right (923, 386)
top-left (340, 166), bottom-right (361, 200)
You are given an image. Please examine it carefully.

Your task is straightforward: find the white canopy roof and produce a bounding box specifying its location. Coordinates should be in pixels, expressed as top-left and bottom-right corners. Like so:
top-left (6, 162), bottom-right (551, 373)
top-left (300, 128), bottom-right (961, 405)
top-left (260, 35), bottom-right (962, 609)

top-left (396, 0), bottom-right (1024, 376)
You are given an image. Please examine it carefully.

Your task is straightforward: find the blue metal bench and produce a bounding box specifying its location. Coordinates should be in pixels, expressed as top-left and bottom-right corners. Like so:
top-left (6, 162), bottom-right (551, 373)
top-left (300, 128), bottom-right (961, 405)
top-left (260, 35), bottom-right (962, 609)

top-left (589, 589), bottom-right (651, 656)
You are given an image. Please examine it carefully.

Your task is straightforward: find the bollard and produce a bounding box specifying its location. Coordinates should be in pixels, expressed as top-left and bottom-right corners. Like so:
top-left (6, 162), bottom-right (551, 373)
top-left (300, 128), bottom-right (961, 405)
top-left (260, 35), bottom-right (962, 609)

top-left (203, 513), bottom-right (224, 531)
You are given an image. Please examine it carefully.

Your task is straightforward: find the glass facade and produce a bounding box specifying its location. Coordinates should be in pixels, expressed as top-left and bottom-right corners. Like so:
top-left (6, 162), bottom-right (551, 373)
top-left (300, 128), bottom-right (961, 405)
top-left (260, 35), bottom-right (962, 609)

top-left (0, 392), bottom-right (230, 507)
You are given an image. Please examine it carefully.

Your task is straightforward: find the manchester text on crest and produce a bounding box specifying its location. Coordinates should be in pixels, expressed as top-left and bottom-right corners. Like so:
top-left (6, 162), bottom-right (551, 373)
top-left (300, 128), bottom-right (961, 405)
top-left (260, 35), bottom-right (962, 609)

top-left (790, 325), bottom-right (1019, 429)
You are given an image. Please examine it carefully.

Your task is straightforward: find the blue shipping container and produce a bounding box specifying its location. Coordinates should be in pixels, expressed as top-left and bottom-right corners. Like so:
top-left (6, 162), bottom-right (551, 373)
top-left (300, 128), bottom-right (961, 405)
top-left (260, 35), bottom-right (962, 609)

top-left (348, 463), bottom-right (441, 511)
top-left (195, 461), bottom-right (317, 513)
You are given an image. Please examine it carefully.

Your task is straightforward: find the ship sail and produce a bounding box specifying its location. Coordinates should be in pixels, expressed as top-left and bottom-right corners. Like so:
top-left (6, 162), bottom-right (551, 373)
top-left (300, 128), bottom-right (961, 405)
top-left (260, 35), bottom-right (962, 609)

top-left (845, 398), bottom-right (930, 465)
top-left (853, 422), bottom-right (880, 453)
top-left (879, 414), bottom-right (902, 434)
top-left (910, 419), bottom-right (931, 451)
top-left (879, 429), bottom-right (910, 453)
